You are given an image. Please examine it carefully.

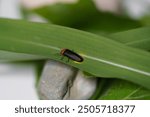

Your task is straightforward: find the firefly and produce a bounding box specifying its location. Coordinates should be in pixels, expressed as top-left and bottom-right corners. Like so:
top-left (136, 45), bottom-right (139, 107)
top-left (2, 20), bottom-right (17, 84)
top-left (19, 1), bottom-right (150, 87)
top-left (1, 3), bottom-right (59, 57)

top-left (60, 49), bottom-right (84, 62)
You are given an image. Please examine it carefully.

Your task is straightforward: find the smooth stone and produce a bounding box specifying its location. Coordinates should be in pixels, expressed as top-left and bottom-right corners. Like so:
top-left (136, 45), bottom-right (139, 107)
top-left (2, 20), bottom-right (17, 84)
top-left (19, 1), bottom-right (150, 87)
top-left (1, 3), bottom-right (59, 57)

top-left (38, 60), bottom-right (97, 100)
top-left (65, 71), bottom-right (97, 100)
top-left (38, 60), bottom-right (77, 100)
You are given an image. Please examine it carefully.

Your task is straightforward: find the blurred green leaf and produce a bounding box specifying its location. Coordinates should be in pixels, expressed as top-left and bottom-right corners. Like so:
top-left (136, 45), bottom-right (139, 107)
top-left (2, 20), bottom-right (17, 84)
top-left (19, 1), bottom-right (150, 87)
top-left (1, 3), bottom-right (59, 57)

top-left (110, 27), bottom-right (150, 51)
top-left (31, 0), bottom-right (149, 51)
top-left (32, 0), bottom-right (141, 34)
top-left (99, 79), bottom-right (150, 100)
top-left (0, 18), bottom-right (150, 89)
top-left (92, 27), bottom-right (150, 100)
top-left (98, 27), bottom-right (150, 100)
top-left (141, 15), bottom-right (150, 26)
top-left (0, 50), bottom-right (45, 62)
top-left (35, 60), bottom-right (45, 87)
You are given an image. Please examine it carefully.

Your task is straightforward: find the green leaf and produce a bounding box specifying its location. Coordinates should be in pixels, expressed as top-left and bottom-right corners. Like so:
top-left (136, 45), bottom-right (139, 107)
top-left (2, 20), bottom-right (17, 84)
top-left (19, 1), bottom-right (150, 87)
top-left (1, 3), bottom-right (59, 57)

top-left (31, 0), bottom-right (141, 34)
top-left (0, 50), bottom-right (45, 62)
top-left (0, 18), bottom-right (150, 89)
top-left (141, 15), bottom-right (150, 26)
top-left (96, 27), bottom-right (150, 100)
top-left (31, 0), bottom-right (149, 52)
top-left (99, 79), bottom-right (150, 100)
top-left (110, 27), bottom-right (150, 51)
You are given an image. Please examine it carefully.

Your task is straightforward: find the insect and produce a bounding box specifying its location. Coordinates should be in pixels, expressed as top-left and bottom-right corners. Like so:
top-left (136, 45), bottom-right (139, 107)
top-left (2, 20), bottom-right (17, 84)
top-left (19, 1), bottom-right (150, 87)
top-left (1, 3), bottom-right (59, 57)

top-left (60, 49), bottom-right (84, 62)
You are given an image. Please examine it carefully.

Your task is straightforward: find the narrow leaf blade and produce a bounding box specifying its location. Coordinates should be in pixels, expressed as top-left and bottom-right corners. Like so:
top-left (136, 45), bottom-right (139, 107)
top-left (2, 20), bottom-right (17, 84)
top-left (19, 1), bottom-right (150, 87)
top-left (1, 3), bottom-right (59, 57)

top-left (0, 18), bottom-right (150, 89)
